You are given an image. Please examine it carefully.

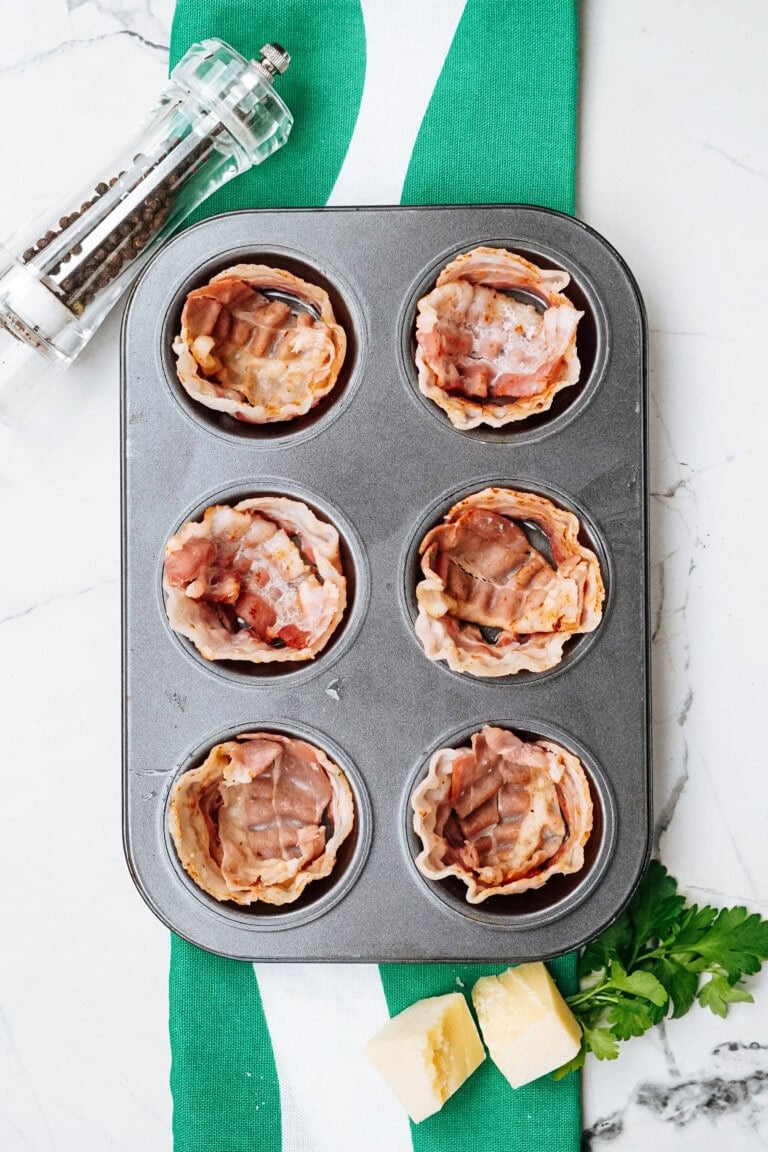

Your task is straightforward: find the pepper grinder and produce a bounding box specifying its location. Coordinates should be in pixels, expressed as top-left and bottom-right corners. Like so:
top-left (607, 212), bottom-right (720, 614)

top-left (0, 39), bottom-right (292, 412)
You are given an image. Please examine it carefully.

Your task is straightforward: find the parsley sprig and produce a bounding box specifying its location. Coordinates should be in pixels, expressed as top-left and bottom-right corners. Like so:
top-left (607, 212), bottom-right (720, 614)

top-left (555, 861), bottom-right (768, 1077)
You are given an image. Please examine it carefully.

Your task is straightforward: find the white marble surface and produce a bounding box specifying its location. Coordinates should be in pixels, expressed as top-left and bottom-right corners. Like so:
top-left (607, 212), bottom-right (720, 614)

top-left (1, 1), bottom-right (767, 1149)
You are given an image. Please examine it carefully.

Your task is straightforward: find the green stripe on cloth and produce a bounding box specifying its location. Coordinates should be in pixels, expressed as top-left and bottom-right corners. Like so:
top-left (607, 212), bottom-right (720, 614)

top-left (402, 0), bottom-right (578, 213)
top-left (379, 959), bottom-right (580, 1151)
top-left (169, 0), bottom-right (366, 214)
top-left (169, 937), bottom-right (282, 1152)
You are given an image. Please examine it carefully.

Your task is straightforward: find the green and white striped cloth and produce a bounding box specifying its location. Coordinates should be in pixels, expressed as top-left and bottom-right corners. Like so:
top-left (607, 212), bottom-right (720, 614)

top-left (168, 3), bottom-right (580, 1149)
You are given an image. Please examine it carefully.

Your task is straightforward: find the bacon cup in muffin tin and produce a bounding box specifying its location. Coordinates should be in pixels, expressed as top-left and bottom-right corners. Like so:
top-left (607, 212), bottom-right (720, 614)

top-left (414, 487), bottom-right (605, 677)
top-left (412, 725), bottom-right (593, 903)
top-left (173, 264), bottom-right (347, 424)
top-left (415, 247), bottom-right (583, 430)
top-left (163, 496), bottom-right (346, 664)
top-left (169, 732), bottom-right (355, 906)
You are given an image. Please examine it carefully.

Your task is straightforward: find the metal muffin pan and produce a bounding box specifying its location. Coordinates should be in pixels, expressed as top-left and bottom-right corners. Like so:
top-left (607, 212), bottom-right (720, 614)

top-left (121, 205), bottom-right (650, 961)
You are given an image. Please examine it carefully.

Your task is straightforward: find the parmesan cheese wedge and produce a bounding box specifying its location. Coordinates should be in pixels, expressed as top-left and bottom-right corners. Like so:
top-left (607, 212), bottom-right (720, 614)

top-left (471, 963), bottom-right (582, 1088)
top-left (364, 992), bottom-right (485, 1123)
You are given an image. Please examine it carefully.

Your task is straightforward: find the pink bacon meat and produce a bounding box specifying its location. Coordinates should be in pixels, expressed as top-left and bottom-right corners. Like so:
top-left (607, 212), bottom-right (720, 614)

top-left (163, 496), bottom-right (346, 664)
top-left (412, 725), bottom-right (593, 903)
top-left (173, 264), bottom-right (346, 424)
top-left (415, 247), bottom-right (583, 429)
top-left (415, 487), bottom-right (604, 677)
top-left (169, 733), bottom-right (355, 905)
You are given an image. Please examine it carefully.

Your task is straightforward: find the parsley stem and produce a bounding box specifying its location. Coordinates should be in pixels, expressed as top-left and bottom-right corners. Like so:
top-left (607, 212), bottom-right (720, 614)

top-left (632, 947), bottom-right (664, 965)
top-left (566, 983), bottom-right (614, 1008)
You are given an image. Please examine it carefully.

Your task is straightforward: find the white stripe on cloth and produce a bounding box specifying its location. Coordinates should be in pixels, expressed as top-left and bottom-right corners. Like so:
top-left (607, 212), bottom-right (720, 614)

top-left (327, 0), bottom-right (468, 206)
top-left (254, 963), bottom-right (413, 1152)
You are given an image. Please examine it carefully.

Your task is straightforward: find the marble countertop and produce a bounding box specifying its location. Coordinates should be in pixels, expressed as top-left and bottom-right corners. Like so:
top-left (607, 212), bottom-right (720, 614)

top-left (1, 1), bottom-right (766, 1149)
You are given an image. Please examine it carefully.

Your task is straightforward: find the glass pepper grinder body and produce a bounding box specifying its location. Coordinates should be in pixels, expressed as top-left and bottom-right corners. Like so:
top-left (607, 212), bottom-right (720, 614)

top-left (0, 40), bottom-right (292, 386)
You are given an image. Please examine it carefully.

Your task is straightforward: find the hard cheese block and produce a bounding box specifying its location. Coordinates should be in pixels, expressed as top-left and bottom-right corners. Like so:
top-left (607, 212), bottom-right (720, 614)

top-left (472, 963), bottom-right (581, 1088)
top-left (364, 992), bottom-right (485, 1123)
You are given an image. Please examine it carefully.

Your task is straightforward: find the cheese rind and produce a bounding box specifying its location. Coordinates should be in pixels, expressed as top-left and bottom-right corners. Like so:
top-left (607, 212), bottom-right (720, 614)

top-left (363, 992), bottom-right (485, 1123)
top-left (471, 962), bottom-right (582, 1088)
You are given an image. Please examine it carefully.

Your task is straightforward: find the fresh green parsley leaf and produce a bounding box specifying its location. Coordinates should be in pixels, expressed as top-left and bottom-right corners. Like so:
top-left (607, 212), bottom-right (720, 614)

top-left (648, 957), bottom-right (699, 1019)
top-left (607, 997), bottom-right (654, 1040)
top-left (580, 914), bottom-right (632, 978)
top-left (668, 903), bottom-right (717, 958)
top-left (582, 1026), bottom-right (620, 1061)
top-left (626, 860), bottom-right (686, 963)
top-left (674, 907), bottom-right (768, 982)
top-left (559, 862), bottom-right (768, 1079)
top-left (608, 961), bottom-right (668, 1007)
top-left (697, 974), bottom-right (754, 1018)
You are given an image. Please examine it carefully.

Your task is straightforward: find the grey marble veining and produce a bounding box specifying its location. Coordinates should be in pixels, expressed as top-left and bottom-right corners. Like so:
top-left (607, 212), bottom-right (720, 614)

top-left (584, 1042), bottom-right (768, 1150)
top-left (0, 0), bottom-right (170, 71)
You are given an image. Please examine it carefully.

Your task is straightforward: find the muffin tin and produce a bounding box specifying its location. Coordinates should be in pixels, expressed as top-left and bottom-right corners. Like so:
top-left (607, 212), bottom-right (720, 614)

top-left (121, 205), bottom-right (650, 961)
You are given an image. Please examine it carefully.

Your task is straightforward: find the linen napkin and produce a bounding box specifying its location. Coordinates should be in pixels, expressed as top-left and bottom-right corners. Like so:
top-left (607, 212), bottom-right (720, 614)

top-left (168, 3), bottom-right (580, 1150)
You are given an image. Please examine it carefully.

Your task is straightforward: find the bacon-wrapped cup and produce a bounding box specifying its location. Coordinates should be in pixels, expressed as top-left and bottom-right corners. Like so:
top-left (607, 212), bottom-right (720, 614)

top-left (415, 487), bottom-right (604, 677)
top-left (413, 725), bottom-right (593, 903)
top-left (170, 733), bottom-right (355, 906)
top-left (164, 496), bottom-right (346, 664)
top-left (173, 264), bottom-right (346, 424)
top-left (415, 247), bottom-right (583, 429)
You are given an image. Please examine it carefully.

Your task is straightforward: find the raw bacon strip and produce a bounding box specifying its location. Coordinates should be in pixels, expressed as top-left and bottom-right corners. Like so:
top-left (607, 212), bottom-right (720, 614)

top-left (169, 733), bottom-right (355, 906)
top-left (164, 496), bottom-right (346, 664)
top-left (173, 264), bottom-right (346, 424)
top-left (415, 487), bottom-right (604, 677)
top-left (415, 247), bottom-right (583, 429)
top-left (412, 725), bottom-right (593, 903)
